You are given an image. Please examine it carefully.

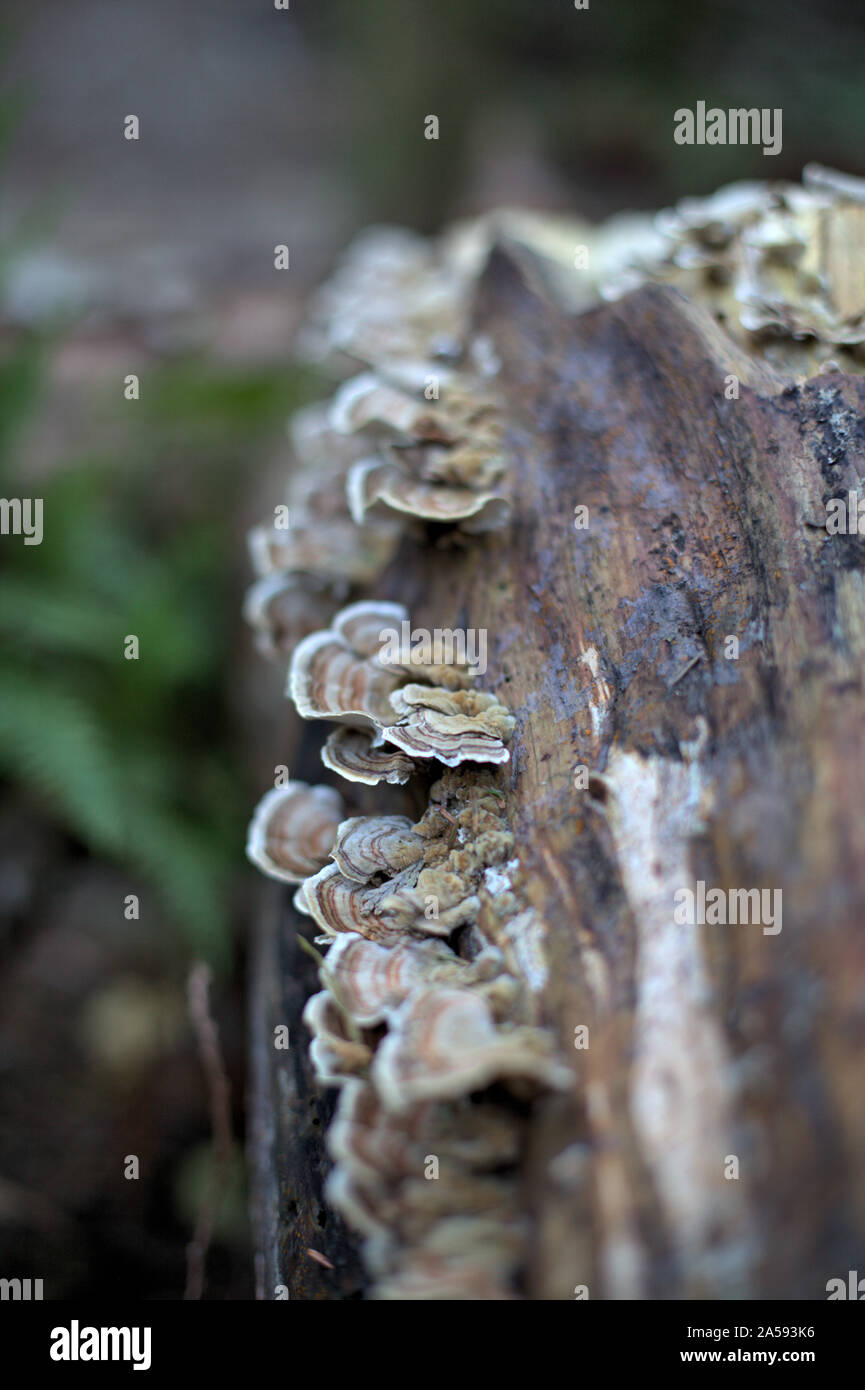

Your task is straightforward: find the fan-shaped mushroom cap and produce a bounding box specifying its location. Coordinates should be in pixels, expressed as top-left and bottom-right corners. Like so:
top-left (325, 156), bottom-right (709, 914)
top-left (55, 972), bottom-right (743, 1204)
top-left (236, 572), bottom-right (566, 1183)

top-left (302, 861), bottom-right (447, 945)
top-left (323, 1066), bottom-right (533, 1264)
top-left (326, 1078), bottom-right (430, 1182)
top-left (248, 517), bottom-right (399, 587)
top-left (372, 986), bottom-right (571, 1110)
top-left (303, 767), bottom-right (517, 942)
top-left (304, 816), bottom-right (509, 940)
top-left (331, 599), bottom-right (408, 658)
top-left (330, 815), bottom-right (424, 882)
top-left (321, 933), bottom-right (466, 1027)
top-left (330, 372), bottom-right (460, 443)
top-left (393, 684), bottom-right (515, 737)
top-left (292, 881), bottom-right (312, 916)
top-left (324, 1165), bottom-right (387, 1239)
top-left (324, 1079), bottom-right (524, 1286)
top-left (288, 631), bottom-right (402, 728)
top-left (243, 399), bottom-right (404, 613)
top-left (347, 457), bottom-right (510, 530)
top-left (245, 782), bottom-right (345, 884)
top-left (394, 1173), bottom-right (521, 1243)
top-left (400, 438), bottom-right (506, 491)
top-left (300, 225), bottom-right (470, 372)
top-left (242, 573), bottom-right (341, 660)
top-left (302, 991), bottom-right (373, 1087)
top-left (321, 727), bottom-right (416, 785)
top-left (383, 685), bottom-right (515, 766)
top-left (372, 634), bottom-right (474, 691)
top-left (328, 1076), bottom-right (522, 1180)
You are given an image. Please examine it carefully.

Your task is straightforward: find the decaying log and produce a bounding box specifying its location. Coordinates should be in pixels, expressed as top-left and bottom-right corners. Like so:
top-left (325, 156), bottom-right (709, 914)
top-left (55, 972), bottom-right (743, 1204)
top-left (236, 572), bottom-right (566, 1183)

top-left (247, 719), bottom-right (368, 1300)
top-left (249, 176), bottom-right (865, 1299)
top-left (248, 884), bottom-right (367, 1298)
top-left (432, 253), bottom-right (865, 1298)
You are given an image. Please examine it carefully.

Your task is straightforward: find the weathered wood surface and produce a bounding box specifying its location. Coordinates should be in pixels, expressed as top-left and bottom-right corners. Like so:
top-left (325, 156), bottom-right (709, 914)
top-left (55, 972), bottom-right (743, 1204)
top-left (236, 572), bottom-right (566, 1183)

top-left (252, 247), bottom-right (865, 1299)
top-left (247, 886), bottom-right (365, 1299)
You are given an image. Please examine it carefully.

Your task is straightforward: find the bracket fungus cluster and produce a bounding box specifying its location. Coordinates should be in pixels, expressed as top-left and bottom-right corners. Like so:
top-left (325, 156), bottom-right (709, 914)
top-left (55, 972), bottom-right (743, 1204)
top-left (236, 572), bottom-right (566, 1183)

top-left (247, 592), bottom-right (567, 1294)
top-left (290, 768), bottom-right (569, 1297)
top-left (244, 220), bottom-right (538, 667)
top-left (242, 217), bottom-right (582, 1296)
top-left (603, 163), bottom-right (865, 370)
top-left (289, 601), bottom-right (514, 771)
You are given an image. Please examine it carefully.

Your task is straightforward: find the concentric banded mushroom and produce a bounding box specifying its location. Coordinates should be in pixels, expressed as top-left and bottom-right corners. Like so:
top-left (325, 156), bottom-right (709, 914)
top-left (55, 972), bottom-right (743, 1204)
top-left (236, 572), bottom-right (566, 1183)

top-left (288, 602), bottom-right (515, 766)
top-left (331, 599), bottom-right (409, 657)
top-left (288, 630), bottom-right (403, 728)
top-left (302, 991), bottom-right (373, 1087)
top-left (330, 815), bottom-right (424, 882)
top-left (245, 782), bottom-right (345, 884)
top-left (299, 224), bottom-right (471, 373)
top-left (372, 986), bottom-right (571, 1111)
top-left (321, 934), bottom-right (466, 1028)
top-left (243, 573), bottom-right (341, 660)
top-left (323, 1078), bottom-right (527, 1298)
top-left (248, 517), bottom-right (398, 587)
top-left (384, 684), bottom-right (515, 765)
top-left (321, 726), bottom-right (416, 786)
top-left (326, 1079), bottom-right (431, 1187)
top-left (302, 861), bottom-right (445, 945)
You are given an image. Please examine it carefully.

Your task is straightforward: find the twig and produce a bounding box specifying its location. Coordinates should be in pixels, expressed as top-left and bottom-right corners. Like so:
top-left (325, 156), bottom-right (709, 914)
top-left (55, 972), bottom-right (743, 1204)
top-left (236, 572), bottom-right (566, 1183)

top-left (184, 962), bottom-right (233, 1301)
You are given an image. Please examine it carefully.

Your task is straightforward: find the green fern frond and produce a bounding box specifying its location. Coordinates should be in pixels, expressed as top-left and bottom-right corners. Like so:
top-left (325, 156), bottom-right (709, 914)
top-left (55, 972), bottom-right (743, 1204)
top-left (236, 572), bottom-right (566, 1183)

top-left (0, 577), bottom-right (118, 660)
top-left (0, 669), bottom-right (124, 851)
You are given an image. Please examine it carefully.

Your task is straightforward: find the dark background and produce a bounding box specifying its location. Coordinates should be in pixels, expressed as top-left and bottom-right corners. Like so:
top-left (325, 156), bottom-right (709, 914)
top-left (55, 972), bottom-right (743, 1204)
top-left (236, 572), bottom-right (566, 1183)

top-left (0, 0), bottom-right (862, 1300)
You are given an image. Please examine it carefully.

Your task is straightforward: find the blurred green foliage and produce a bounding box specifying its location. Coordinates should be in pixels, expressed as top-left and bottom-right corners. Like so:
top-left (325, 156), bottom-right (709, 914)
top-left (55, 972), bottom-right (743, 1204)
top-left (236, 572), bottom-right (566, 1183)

top-left (0, 335), bottom-right (316, 970)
